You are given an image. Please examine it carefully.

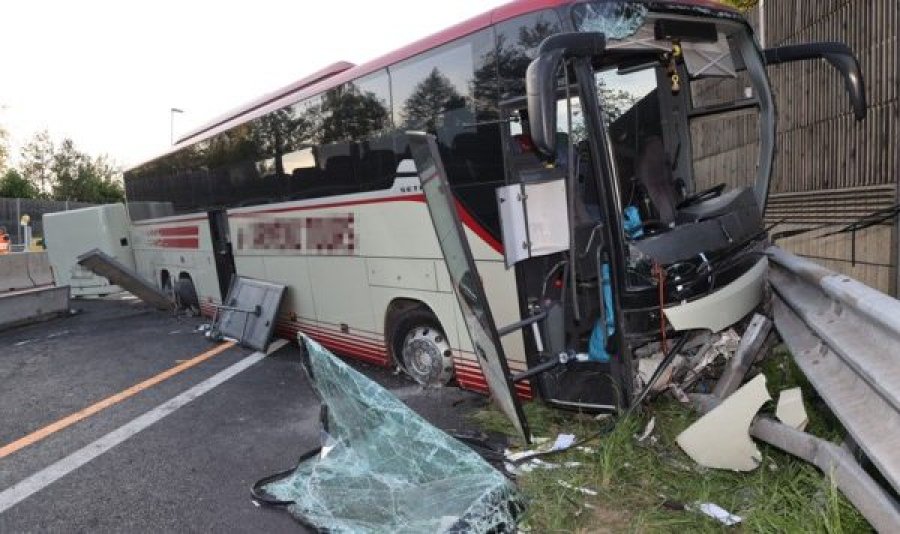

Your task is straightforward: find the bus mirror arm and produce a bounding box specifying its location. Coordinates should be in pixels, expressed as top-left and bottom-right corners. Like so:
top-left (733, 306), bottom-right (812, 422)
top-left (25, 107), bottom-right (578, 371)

top-left (764, 42), bottom-right (867, 121)
top-left (526, 32), bottom-right (606, 158)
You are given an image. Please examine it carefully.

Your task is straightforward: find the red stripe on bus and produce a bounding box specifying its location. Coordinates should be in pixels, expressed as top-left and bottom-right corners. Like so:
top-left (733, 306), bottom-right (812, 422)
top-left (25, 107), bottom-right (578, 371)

top-left (132, 215), bottom-right (208, 226)
top-left (158, 226), bottom-right (199, 237)
top-left (156, 237), bottom-right (199, 249)
top-left (289, 326), bottom-right (386, 358)
top-left (314, 338), bottom-right (389, 366)
top-left (278, 319), bottom-right (386, 347)
top-left (275, 319), bottom-right (389, 359)
top-left (453, 360), bottom-right (533, 400)
top-left (453, 358), bottom-right (527, 375)
top-left (229, 194), bottom-right (425, 217)
top-left (452, 198), bottom-right (503, 255)
top-left (295, 319), bottom-right (385, 341)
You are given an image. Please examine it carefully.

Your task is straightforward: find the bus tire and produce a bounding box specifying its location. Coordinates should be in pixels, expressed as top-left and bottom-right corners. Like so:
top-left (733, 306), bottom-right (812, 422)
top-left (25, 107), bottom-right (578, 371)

top-left (175, 275), bottom-right (200, 314)
top-left (389, 306), bottom-right (454, 387)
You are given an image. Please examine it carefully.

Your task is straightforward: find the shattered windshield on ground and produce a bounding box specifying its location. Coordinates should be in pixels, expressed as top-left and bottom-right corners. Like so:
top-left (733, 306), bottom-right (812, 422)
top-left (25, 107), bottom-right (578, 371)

top-left (261, 336), bottom-right (525, 533)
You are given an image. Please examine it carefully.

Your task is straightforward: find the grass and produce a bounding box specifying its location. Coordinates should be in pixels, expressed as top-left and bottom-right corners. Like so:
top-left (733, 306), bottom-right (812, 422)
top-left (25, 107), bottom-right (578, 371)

top-left (471, 348), bottom-right (872, 533)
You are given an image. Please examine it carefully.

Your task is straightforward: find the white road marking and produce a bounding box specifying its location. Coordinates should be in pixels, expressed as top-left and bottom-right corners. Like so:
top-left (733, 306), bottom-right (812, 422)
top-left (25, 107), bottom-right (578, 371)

top-left (0, 339), bottom-right (288, 514)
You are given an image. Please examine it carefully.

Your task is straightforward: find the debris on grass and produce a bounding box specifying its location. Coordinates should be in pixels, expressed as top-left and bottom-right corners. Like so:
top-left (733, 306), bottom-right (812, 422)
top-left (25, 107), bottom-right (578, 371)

top-left (557, 479), bottom-right (598, 496)
top-left (776, 387), bottom-right (809, 431)
top-left (636, 416), bottom-right (656, 442)
top-left (551, 433), bottom-right (576, 450)
top-left (676, 374), bottom-right (770, 471)
top-left (690, 501), bottom-right (742, 526)
top-left (470, 345), bottom-right (872, 532)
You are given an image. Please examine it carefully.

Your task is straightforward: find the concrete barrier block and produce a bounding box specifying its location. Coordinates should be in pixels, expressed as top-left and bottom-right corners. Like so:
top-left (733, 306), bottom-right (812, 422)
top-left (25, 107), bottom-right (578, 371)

top-left (27, 251), bottom-right (54, 287)
top-left (0, 286), bottom-right (70, 331)
top-left (0, 254), bottom-right (35, 293)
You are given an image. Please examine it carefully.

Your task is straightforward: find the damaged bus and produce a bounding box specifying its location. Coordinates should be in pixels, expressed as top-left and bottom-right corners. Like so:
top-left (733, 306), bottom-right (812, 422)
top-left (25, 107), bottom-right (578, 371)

top-left (122, 0), bottom-right (865, 425)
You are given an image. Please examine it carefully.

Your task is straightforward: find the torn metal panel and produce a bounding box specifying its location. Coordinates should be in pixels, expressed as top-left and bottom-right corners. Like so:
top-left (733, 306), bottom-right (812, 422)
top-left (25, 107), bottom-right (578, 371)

top-left (408, 132), bottom-right (529, 442)
top-left (261, 336), bottom-right (524, 533)
top-left (664, 258), bottom-right (768, 332)
top-left (211, 277), bottom-right (285, 351)
top-left (76, 248), bottom-right (173, 311)
top-left (496, 179), bottom-right (570, 268)
top-left (711, 314), bottom-right (772, 399)
top-left (676, 374), bottom-right (770, 471)
top-left (775, 388), bottom-right (808, 431)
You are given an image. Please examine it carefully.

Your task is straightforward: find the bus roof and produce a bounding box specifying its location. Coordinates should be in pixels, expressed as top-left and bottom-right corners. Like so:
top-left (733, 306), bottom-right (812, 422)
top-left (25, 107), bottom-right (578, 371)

top-left (176, 61), bottom-right (356, 144)
top-left (137, 0), bottom-right (736, 171)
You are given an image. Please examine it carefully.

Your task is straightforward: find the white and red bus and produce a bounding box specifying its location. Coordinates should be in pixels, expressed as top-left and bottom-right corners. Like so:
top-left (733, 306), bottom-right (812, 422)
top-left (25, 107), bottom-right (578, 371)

top-left (123, 0), bottom-right (865, 409)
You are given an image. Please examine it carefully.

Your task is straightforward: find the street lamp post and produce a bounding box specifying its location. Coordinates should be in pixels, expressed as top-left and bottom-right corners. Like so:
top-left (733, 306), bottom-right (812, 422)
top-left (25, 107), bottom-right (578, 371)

top-left (170, 107), bottom-right (184, 145)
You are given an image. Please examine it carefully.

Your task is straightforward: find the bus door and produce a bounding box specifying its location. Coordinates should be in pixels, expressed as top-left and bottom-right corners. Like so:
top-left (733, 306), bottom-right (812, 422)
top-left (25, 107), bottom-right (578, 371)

top-left (208, 209), bottom-right (236, 300)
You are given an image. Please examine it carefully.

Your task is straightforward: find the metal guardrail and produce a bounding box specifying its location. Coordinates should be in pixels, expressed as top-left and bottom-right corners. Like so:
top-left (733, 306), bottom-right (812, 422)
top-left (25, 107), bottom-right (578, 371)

top-left (768, 246), bottom-right (900, 527)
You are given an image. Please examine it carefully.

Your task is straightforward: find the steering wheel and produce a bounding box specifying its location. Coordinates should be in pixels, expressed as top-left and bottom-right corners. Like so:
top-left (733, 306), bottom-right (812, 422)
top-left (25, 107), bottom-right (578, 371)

top-left (676, 183), bottom-right (726, 210)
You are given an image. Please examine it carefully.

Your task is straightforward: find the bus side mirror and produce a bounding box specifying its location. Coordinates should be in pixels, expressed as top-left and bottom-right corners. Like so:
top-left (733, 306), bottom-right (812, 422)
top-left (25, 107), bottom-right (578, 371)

top-left (764, 42), bottom-right (867, 121)
top-left (526, 32), bottom-right (606, 160)
top-left (526, 48), bottom-right (565, 159)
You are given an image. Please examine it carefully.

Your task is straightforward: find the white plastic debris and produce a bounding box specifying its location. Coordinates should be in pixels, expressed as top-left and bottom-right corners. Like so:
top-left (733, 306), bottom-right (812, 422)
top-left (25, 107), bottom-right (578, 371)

top-left (557, 480), bottom-right (598, 496)
top-left (551, 433), bottom-right (576, 451)
top-left (776, 387), bottom-right (808, 431)
top-left (637, 354), bottom-right (685, 392)
top-left (636, 417), bottom-right (656, 442)
top-left (514, 459), bottom-right (583, 474)
top-left (676, 374), bottom-right (770, 471)
top-left (691, 502), bottom-right (742, 526)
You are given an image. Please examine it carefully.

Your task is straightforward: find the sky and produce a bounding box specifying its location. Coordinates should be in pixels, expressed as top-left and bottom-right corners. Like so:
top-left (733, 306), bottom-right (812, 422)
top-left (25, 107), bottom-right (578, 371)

top-left (0, 0), bottom-right (509, 169)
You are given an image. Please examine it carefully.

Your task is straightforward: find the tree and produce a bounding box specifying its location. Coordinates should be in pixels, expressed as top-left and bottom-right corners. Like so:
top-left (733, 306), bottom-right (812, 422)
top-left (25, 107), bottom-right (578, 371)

top-left (318, 86), bottom-right (389, 143)
top-left (50, 137), bottom-right (85, 199)
top-left (597, 78), bottom-right (641, 125)
top-left (19, 130), bottom-right (54, 196)
top-left (401, 68), bottom-right (467, 131)
top-left (0, 169), bottom-right (40, 198)
top-left (51, 138), bottom-right (124, 203)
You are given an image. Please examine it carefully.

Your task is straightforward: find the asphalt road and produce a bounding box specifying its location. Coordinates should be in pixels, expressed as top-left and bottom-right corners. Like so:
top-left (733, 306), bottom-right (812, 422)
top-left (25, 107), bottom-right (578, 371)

top-left (0, 296), bottom-right (487, 532)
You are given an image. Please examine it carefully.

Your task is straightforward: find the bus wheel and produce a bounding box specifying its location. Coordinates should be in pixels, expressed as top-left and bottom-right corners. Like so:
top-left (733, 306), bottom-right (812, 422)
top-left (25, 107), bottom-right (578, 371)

top-left (175, 275), bottom-right (200, 315)
top-left (391, 308), bottom-right (454, 387)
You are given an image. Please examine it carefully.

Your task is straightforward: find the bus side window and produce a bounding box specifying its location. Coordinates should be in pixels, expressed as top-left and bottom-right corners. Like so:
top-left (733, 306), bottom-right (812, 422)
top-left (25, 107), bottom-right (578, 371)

top-left (495, 9), bottom-right (562, 101)
top-left (352, 70), bottom-right (395, 193)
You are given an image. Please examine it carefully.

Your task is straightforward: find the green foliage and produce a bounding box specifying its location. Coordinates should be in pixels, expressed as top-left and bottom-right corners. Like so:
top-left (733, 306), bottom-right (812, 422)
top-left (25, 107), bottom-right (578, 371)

top-left (0, 168), bottom-right (40, 198)
top-left (13, 130), bottom-right (124, 203)
top-left (19, 130), bottom-right (54, 195)
top-left (50, 139), bottom-right (124, 203)
top-left (721, 0), bottom-right (760, 11)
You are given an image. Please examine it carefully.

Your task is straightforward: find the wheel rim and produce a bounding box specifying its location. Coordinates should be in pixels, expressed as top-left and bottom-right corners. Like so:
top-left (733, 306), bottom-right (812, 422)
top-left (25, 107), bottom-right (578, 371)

top-left (401, 326), bottom-right (452, 386)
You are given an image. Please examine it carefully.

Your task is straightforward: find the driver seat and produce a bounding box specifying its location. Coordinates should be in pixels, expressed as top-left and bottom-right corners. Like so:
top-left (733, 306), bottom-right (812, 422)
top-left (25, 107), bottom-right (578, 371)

top-left (635, 136), bottom-right (679, 225)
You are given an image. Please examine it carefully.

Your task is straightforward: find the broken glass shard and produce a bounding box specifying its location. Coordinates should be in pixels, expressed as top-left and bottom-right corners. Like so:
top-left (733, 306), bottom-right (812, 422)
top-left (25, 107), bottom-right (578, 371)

top-left (262, 336), bottom-right (525, 533)
top-left (572, 2), bottom-right (648, 40)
